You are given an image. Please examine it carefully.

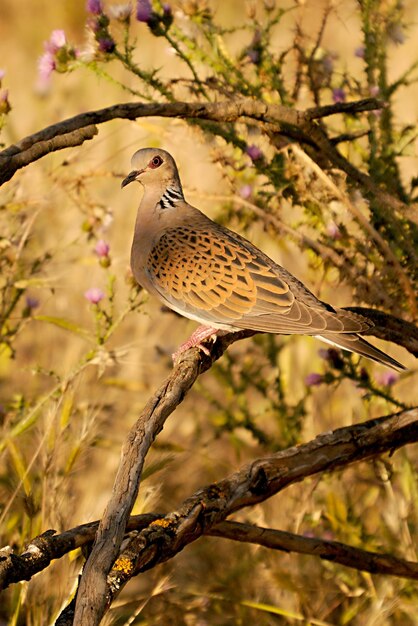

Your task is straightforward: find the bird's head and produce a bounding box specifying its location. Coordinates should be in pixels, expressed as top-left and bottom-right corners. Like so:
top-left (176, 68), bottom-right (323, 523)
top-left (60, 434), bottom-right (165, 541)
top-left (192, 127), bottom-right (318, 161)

top-left (121, 148), bottom-right (180, 190)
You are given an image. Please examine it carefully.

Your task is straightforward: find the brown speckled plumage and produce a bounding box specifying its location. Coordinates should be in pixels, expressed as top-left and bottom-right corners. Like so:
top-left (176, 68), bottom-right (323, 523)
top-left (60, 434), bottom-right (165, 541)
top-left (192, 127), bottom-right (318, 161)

top-left (122, 148), bottom-right (405, 370)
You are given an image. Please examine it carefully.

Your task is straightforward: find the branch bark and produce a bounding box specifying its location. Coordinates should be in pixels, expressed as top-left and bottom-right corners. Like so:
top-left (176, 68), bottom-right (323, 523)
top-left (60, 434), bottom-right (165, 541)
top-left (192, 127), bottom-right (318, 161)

top-left (92, 407), bottom-right (418, 613)
top-left (70, 308), bottom-right (416, 625)
top-left (1, 98), bottom-right (383, 186)
top-left (0, 99), bottom-right (300, 185)
top-left (72, 329), bottom-right (254, 625)
top-left (345, 307), bottom-right (418, 357)
top-left (0, 515), bottom-right (159, 590)
top-left (3, 508), bottom-right (417, 593)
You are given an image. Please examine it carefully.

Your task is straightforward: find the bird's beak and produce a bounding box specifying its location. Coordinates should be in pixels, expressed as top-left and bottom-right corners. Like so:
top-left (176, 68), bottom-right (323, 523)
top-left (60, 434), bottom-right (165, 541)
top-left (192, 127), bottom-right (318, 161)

top-left (121, 169), bottom-right (142, 188)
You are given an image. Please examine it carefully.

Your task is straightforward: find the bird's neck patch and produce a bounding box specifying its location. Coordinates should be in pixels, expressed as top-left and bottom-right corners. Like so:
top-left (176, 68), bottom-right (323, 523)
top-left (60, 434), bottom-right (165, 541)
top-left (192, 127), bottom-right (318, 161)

top-left (158, 184), bottom-right (184, 209)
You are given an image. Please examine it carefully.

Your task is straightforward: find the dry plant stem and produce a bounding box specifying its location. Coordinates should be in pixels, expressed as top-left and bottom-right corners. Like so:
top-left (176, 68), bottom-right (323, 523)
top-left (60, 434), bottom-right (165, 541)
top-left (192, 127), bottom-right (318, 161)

top-left (290, 145), bottom-right (417, 316)
top-left (208, 521), bottom-right (418, 580)
top-left (95, 408), bottom-right (418, 612)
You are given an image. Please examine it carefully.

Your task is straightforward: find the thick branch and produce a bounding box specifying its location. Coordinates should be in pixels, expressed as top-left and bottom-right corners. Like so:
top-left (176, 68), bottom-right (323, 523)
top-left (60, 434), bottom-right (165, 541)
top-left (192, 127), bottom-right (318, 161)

top-left (3, 498), bottom-right (418, 592)
top-left (0, 515), bottom-right (158, 590)
top-left (0, 97), bottom-right (389, 186)
top-left (72, 329), bottom-right (254, 625)
top-left (72, 310), bottom-right (416, 624)
top-left (0, 99), bottom-right (298, 186)
top-left (345, 307), bottom-right (418, 357)
top-left (227, 307), bottom-right (417, 358)
top-left (100, 408), bottom-right (418, 609)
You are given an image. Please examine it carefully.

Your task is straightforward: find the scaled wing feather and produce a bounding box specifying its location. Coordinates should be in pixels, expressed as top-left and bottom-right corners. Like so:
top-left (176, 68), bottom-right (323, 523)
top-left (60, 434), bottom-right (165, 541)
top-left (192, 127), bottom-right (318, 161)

top-left (146, 224), bottom-right (371, 335)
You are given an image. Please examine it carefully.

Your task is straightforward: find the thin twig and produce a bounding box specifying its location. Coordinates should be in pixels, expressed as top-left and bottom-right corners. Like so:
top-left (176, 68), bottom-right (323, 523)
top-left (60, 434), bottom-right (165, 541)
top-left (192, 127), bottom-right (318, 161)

top-left (209, 521), bottom-right (418, 580)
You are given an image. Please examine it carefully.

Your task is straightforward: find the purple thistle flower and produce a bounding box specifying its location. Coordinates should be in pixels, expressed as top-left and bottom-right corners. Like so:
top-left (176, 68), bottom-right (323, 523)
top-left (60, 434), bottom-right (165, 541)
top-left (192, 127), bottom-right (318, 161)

top-left (25, 296), bottom-right (40, 310)
top-left (38, 30), bottom-right (69, 87)
top-left (38, 52), bottom-right (56, 84)
top-left (88, 15), bottom-right (102, 34)
top-left (86, 0), bottom-right (103, 15)
top-left (136, 0), bottom-right (153, 22)
top-left (332, 88), bottom-right (346, 103)
top-left (326, 221), bottom-right (341, 240)
top-left (110, 3), bottom-right (132, 21)
top-left (305, 373), bottom-right (324, 387)
top-left (45, 30), bottom-right (67, 54)
top-left (94, 239), bottom-right (110, 257)
top-left (302, 530), bottom-right (315, 538)
top-left (377, 371), bottom-right (399, 387)
top-left (246, 144), bottom-right (263, 162)
top-left (239, 184), bottom-right (252, 200)
top-left (98, 36), bottom-right (115, 53)
top-left (160, 2), bottom-right (172, 27)
top-left (318, 348), bottom-right (344, 369)
top-left (247, 48), bottom-right (260, 64)
top-left (359, 367), bottom-right (369, 383)
top-left (84, 287), bottom-right (105, 304)
top-left (355, 46), bottom-right (365, 59)
top-left (322, 54), bottom-right (334, 75)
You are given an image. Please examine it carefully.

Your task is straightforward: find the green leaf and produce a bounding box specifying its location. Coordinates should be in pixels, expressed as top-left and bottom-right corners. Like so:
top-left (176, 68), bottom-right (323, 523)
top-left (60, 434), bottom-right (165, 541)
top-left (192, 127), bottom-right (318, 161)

top-left (241, 600), bottom-right (333, 624)
top-left (34, 315), bottom-right (91, 339)
top-left (6, 440), bottom-right (31, 495)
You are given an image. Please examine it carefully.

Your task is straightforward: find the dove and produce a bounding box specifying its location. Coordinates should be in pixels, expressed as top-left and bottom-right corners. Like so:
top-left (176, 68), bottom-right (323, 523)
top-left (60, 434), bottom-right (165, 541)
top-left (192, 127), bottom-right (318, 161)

top-left (122, 148), bottom-right (405, 371)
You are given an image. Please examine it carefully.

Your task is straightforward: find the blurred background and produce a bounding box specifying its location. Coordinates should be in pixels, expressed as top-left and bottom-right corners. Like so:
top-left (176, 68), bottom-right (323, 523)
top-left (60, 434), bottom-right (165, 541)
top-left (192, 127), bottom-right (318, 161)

top-left (0, 1), bottom-right (417, 624)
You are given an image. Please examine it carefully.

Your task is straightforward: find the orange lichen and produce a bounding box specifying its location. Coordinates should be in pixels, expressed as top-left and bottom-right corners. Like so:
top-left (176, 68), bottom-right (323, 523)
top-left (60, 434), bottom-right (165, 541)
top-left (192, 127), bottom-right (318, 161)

top-left (113, 556), bottom-right (133, 575)
top-left (150, 517), bottom-right (172, 528)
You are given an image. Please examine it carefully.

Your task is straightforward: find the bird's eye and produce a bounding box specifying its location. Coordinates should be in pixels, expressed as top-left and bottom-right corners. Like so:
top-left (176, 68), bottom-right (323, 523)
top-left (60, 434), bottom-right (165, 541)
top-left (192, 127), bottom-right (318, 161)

top-left (149, 155), bottom-right (163, 169)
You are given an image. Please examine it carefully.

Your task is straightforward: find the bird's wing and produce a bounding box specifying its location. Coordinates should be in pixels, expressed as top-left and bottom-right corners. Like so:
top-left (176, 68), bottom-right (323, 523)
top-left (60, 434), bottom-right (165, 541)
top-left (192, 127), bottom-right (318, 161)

top-left (145, 223), bottom-right (371, 334)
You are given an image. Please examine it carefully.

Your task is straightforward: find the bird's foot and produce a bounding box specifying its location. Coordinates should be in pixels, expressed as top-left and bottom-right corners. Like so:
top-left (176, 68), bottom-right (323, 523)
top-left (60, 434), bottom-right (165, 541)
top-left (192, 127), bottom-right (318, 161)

top-left (172, 326), bottom-right (219, 362)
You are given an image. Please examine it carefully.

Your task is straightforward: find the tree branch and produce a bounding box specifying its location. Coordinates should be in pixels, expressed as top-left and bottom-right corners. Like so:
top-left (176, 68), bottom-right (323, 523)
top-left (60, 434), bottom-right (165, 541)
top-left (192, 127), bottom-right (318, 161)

top-left (0, 514), bottom-right (159, 591)
top-left (0, 99), bottom-right (299, 186)
top-left (345, 307), bottom-right (418, 357)
top-left (3, 505), bottom-right (417, 594)
top-left (208, 521), bottom-right (418, 580)
top-left (0, 303), bottom-right (410, 618)
top-left (0, 98), bottom-right (396, 193)
top-left (67, 307), bottom-right (416, 624)
top-left (90, 407), bottom-right (418, 616)
top-left (71, 329), bottom-right (254, 625)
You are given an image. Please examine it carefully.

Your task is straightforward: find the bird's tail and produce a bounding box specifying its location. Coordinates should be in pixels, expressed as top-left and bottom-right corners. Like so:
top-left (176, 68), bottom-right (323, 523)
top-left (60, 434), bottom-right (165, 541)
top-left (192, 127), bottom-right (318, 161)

top-left (316, 333), bottom-right (406, 372)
